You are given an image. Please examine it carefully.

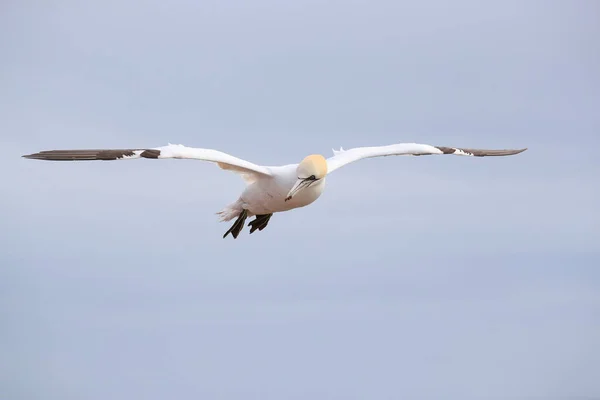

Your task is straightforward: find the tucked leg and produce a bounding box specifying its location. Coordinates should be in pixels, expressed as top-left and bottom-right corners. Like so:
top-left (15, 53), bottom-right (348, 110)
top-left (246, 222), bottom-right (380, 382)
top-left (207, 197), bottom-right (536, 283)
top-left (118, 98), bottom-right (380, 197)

top-left (248, 213), bottom-right (273, 234)
top-left (223, 209), bottom-right (248, 239)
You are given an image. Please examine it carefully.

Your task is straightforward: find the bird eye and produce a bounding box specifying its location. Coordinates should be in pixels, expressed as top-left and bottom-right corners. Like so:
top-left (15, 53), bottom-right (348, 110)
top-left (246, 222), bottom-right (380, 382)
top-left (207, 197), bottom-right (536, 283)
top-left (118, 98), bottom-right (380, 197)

top-left (309, 175), bottom-right (316, 180)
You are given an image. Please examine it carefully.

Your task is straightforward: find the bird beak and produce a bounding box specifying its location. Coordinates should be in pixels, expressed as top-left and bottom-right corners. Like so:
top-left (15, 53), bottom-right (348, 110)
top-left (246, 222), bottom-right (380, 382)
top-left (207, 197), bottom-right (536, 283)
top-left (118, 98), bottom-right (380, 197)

top-left (285, 178), bottom-right (312, 201)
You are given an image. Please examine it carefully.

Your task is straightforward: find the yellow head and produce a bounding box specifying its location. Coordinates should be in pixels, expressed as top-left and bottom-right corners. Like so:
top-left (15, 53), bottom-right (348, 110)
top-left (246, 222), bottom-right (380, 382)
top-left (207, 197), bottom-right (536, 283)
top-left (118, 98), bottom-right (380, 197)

top-left (297, 154), bottom-right (328, 180)
top-left (285, 154), bottom-right (328, 201)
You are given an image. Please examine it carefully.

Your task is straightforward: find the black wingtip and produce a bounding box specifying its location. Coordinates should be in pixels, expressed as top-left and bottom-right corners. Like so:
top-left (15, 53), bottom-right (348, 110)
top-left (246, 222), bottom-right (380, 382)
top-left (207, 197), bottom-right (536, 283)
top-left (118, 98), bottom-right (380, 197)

top-left (510, 148), bottom-right (527, 156)
top-left (22, 151), bottom-right (53, 160)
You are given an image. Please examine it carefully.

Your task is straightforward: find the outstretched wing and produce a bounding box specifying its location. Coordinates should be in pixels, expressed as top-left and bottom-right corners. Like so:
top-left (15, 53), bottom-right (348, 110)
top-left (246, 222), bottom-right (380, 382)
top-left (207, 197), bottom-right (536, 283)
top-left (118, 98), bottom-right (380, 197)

top-left (22, 143), bottom-right (273, 182)
top-left (327, 143), bottom-right (527, 174)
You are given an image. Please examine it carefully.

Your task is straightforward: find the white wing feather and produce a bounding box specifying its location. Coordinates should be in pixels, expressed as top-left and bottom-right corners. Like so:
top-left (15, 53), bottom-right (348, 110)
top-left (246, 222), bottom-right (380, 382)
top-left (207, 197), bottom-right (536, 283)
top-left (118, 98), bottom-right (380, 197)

top-left (23, 143), bottom-right (273, 183)
top-left (327, 142), bottom-right (527, 174)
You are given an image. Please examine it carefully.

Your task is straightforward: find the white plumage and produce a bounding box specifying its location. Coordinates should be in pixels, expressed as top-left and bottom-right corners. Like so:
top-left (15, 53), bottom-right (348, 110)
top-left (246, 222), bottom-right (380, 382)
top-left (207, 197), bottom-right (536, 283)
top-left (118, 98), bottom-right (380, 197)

top-left (23, 142), bottom-right (526, 238)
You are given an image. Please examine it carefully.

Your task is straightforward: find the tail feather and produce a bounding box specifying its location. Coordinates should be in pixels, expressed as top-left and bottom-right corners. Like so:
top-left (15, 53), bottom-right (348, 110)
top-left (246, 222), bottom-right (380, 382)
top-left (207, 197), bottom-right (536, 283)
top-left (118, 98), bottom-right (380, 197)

top-left (216, 200), bottom-right (244, 222)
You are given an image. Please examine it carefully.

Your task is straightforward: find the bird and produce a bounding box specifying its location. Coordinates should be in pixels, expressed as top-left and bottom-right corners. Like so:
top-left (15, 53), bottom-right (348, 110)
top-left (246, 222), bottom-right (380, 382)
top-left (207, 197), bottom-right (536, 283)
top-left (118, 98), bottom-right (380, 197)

top-left (23, 142), bottom-right (526, 238)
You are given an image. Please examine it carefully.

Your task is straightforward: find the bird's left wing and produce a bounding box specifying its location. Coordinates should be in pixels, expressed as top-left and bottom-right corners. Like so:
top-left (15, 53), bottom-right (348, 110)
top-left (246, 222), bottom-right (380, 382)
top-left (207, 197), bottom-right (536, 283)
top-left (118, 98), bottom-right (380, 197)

top-left (327, 142), bottom-right (527, 174)
top-left (23, 143), bottom-right (273, 182)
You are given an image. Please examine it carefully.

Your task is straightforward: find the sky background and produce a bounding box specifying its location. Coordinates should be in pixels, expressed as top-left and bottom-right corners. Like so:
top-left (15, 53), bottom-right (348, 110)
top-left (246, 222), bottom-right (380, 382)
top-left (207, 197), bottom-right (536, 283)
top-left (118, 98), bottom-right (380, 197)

top-left (1, 0), bottom-right (599, 399)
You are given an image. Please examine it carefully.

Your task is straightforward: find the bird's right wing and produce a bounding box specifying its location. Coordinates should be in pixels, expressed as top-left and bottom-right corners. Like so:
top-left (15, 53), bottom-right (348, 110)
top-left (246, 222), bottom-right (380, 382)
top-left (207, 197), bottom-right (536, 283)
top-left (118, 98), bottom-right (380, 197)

top-left (326, 142), bottom-right (527, 174)
top-left (23, 143), bottom-right (273, 183)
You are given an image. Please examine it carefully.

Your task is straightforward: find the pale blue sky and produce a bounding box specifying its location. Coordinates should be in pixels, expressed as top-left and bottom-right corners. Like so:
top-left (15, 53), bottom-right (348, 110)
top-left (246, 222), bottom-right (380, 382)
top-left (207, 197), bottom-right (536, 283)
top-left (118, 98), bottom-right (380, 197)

top-left (1, 0), bottom-right (599, 399)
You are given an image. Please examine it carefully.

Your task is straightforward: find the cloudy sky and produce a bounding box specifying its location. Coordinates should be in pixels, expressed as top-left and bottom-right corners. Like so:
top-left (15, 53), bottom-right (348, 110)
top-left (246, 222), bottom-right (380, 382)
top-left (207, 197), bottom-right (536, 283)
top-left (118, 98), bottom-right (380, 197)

top-left (1, 0), bottom-right (599, 399)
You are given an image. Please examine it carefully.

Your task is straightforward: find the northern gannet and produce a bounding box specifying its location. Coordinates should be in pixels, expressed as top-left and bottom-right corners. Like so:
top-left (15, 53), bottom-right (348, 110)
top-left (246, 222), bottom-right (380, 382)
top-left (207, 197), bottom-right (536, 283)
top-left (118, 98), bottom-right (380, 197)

top-left (23, 142), bottom-right (526, 238)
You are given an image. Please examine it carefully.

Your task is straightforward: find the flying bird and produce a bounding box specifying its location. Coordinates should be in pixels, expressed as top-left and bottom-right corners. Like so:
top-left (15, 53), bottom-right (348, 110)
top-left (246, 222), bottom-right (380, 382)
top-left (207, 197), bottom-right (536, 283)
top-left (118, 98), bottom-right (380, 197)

top-left (23, 142), bottom-right (526, 238)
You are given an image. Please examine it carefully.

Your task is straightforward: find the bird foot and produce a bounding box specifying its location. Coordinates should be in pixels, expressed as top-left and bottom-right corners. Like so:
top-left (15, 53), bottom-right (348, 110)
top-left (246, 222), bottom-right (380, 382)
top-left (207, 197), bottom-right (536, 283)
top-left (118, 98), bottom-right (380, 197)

top-left (223, 209), bottom-right (248, 239)
top-left (248, 213), bottom-right (273, 234)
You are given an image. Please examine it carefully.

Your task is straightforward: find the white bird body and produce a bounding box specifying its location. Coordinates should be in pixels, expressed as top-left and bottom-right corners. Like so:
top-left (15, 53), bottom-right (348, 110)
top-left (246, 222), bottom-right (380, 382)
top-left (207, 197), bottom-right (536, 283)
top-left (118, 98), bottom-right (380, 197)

top-left (221, 165), bottom-right (326, 219)
top-left (23, 142), bottom-right (526, 238)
